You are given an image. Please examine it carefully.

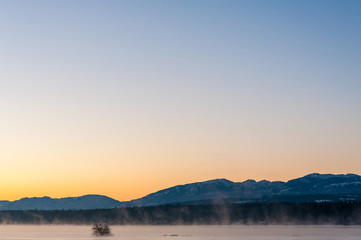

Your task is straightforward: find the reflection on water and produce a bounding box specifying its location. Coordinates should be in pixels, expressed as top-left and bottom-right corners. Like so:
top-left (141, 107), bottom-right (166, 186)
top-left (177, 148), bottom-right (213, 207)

top-left (0, 225), bottom-right (360, 240)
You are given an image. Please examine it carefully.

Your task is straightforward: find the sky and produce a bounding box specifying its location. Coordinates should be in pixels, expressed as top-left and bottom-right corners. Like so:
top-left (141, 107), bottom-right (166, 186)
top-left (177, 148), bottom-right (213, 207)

top-left (1, 0), bottom-right (360, 201)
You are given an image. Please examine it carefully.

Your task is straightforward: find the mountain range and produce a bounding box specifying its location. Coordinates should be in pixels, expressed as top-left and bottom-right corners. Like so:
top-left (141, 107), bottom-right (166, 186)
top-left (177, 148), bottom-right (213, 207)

top-left (1, 173), bottom-right (361, 210)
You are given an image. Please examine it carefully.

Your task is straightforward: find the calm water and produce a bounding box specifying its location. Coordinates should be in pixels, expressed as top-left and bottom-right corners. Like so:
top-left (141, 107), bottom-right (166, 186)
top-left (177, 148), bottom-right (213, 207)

top-left (0, 225), bottom-right (360, 240)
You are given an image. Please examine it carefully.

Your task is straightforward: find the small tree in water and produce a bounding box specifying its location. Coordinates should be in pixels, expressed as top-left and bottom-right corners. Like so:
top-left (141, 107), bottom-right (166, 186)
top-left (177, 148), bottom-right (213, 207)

top-left (92, 223), bottom-right (111, 236)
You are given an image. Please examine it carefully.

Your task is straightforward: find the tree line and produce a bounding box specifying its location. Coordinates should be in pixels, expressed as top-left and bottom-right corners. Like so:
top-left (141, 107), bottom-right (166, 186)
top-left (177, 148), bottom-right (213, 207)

top-left (0, 201), bottom-right (361, 225)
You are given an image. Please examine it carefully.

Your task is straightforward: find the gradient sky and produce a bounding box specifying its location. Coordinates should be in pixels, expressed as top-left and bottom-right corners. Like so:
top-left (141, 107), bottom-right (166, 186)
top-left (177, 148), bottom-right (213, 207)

top-left (1, 0), bottom-right (360, 201)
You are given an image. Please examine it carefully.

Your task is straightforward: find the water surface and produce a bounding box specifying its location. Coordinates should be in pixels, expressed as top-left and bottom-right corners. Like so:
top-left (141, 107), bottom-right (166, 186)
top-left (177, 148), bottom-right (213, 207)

top-left (0, 225), bottom-right (360, 240)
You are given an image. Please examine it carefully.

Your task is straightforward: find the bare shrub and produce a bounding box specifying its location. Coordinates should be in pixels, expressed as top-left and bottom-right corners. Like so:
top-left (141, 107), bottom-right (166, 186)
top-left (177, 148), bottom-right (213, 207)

top-left (92, 223), bottom-right (111, 236)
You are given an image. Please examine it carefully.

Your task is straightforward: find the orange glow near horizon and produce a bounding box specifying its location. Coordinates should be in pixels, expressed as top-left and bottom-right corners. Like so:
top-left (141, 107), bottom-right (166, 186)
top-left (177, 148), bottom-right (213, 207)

top-left (1, 114), bottom-right (361, 201)
top-left (2, 140), bottom-right (360, 201)
top-left (1, 117), bottom-right (360, 201)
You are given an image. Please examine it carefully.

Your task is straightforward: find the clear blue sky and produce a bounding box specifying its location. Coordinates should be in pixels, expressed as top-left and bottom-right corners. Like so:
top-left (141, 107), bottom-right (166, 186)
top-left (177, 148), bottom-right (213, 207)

top-left (0, 0), bottom-right (360, 201)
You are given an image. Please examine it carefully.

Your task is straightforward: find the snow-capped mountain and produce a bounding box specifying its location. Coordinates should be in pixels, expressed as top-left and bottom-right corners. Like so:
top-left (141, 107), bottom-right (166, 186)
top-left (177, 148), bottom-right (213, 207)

top-left (121, 173), bottom-right (361, 206)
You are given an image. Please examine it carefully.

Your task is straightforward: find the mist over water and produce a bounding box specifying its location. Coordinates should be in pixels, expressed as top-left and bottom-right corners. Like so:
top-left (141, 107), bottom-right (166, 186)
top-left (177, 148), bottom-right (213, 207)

top-left (0, 225), bottom-right (360, 240)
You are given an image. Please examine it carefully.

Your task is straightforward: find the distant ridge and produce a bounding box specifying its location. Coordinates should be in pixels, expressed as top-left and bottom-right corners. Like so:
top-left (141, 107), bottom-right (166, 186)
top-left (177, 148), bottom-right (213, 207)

top-left (1, 173), bottom-right (361, 210)
top-left (0, 195), bottom-right (120, 210)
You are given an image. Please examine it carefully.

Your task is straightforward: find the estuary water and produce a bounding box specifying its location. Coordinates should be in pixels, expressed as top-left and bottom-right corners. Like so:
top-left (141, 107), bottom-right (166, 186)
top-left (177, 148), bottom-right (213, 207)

top-left (0, 225), bottom-right (360, 240)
